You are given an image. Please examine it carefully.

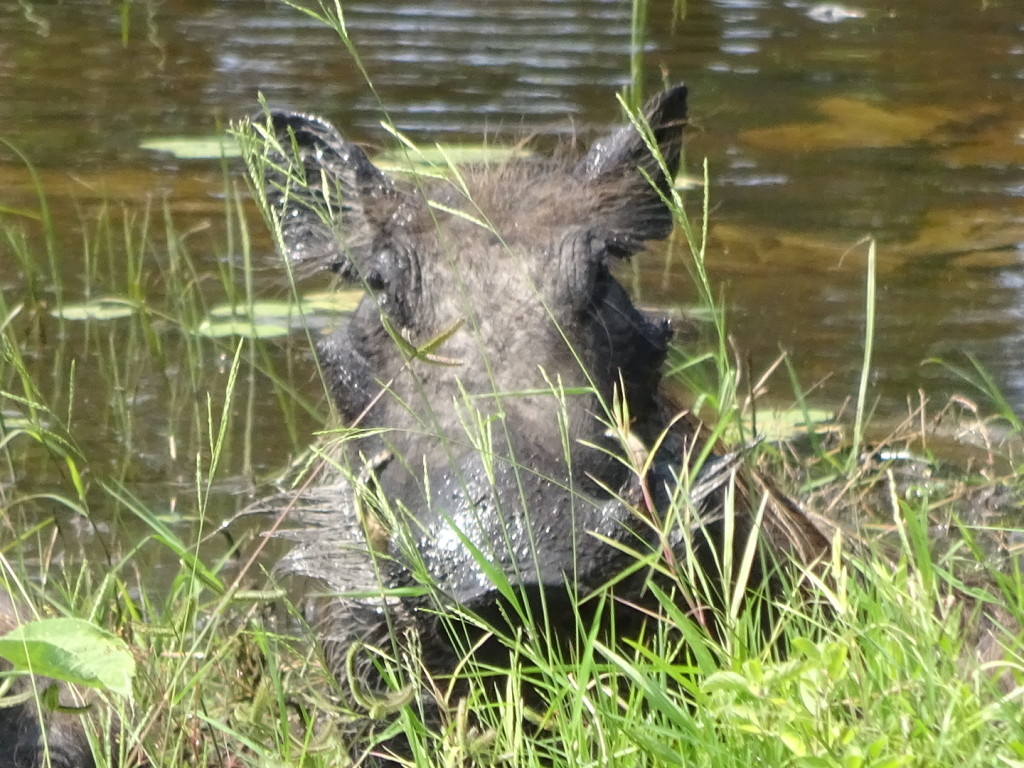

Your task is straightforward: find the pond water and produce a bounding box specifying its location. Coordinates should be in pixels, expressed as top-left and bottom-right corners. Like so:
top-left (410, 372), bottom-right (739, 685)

top-left (1, 0), bottom-right (1023, 550)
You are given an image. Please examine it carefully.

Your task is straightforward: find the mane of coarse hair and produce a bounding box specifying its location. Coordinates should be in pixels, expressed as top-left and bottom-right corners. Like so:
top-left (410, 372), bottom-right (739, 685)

top-left (415, 145), bottom-right (671, 254)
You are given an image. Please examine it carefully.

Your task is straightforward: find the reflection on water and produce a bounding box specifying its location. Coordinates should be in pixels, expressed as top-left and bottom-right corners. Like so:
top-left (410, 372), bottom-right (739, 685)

top-left (1, 1), bottom-right (1023, 525)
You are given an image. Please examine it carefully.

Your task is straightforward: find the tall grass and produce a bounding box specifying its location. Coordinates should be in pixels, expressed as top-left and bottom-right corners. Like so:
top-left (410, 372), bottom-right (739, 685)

top-left (849, 239), bottom-right (877, 470)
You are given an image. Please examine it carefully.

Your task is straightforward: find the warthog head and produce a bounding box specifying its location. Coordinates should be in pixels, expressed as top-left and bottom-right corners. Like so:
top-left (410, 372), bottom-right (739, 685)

top-left (259, 88), bottom-right (685, 476)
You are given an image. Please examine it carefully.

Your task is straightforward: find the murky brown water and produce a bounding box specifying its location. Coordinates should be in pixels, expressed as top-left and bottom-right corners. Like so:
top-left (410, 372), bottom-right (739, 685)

top-left (1, 1), bottom-right (1023, 547)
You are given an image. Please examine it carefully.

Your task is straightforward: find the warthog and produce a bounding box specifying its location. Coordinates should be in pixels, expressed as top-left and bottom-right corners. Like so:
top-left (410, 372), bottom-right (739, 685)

top-left (245, 82), bottom-right (829, 756)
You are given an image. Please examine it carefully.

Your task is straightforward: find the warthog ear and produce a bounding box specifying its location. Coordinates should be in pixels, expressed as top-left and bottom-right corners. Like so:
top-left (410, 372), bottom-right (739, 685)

top-left (574, 85), bottom-right (688, 257)
top-left (255, 110), bottom-right (402, 281)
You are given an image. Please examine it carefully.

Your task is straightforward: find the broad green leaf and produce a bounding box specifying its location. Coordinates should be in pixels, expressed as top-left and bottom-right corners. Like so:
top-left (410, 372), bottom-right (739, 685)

top-left (0, 618), bottom-right (135, 698)
top-left (702, 670), bottom-right (753, 695)
top-left (779, 728), bottom-right (809, 757)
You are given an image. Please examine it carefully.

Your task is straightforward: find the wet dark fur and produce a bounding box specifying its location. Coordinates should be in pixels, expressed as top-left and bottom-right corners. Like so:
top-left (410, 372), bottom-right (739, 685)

top-left (0, 696), bottom-right (99, 768)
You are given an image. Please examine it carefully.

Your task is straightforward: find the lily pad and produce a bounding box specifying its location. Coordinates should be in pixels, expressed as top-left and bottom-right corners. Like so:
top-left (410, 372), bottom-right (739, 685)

top-left (376, 143), bottom-right (532, 175)
top-left (301, 290), bottom-right (365, 313)
top-left (196, 318), bottom-right (291, 339)
top-left (51, 297), bottom-right (138, 321)
top-left (720, 407), bottom-right (836, 444)
top-left (742, 408), bottom-right (838, 443)
top-left (0, 617), bottom-right (135, 697)
top-left (195, 289), bottom-right (363, 339)
top-left (141, 136), bottom-right (241, 160)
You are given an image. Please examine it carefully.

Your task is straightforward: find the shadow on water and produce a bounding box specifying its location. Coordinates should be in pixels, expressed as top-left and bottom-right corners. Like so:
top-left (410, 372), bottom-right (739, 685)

top-left (1, 0), bottom-right (1022, 555)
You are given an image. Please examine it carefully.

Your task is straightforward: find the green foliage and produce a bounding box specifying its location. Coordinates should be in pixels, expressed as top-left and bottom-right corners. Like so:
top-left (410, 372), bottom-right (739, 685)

top-left (0, 618), bottom-right (135, 697)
